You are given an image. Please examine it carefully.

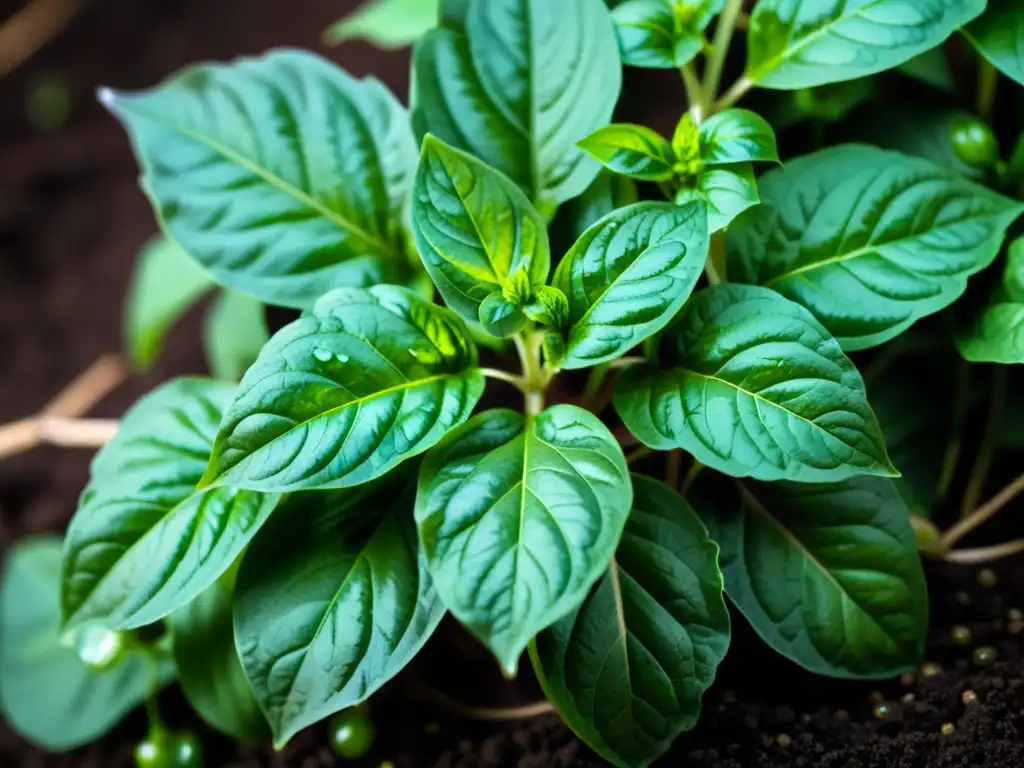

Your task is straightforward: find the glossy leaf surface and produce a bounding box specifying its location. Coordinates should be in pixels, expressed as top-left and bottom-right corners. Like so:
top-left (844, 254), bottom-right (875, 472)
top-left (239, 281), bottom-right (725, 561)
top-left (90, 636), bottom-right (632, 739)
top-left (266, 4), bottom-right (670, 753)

top-left (531, 476), bottom-right (729, 768)
top-left (416, 406), bottom-right (631, 676)
top-left (578, 124), bottom-right (676, 182)
top-left (412, 0), bottom-right (621, 207)
top-left (614, 284), bottom-right (895, 482)
top-left (675, 164), bottom-right (759, 233)
top-left (611, 0), bottom-right (720, 69)
top-left (1, 537), bottom-right (174, 751)
top-left (234, 480), bottom-right (444, 747)
top-left (554, 201), bottom-right (709, 369)
top-left (956, 239), bottom-right (1024, 363)
top-left (746, 0), bottom-right (985, 89)
top-left (412, 136), bottom-right (550, 322)
top-left (104, 50), bottom-right (417, 308)
top-left (727, 144), bottom-right (1023, 350)
top-left (125, 236), bottom-right (213, 371)
top-left (325, 0), bottom-right (440, 49)
top-left (61, 379), bottom-right (280, 632)
top-left (691, 473), bottom-right (928, 678)
top-left (965, 0), bottom-right (1024, 86)
top-left (699, 109), bottom-right (779, 166)
top-left (204, 285), bottom-right (484, 492)
top-left (204, 290), bottom-right (269, 381)
top-left (170, 575), bottom-right (269, 745)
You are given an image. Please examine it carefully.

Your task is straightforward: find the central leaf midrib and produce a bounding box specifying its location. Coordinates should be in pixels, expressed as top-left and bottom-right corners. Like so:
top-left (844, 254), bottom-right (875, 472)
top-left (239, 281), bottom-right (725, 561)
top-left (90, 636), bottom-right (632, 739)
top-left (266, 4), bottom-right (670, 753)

top-left (121, 101), bottom-right (401, 262)
top-left (677, 367), bottom-right (878, 463)
top-left (736, 480), bottom-right (912, 655)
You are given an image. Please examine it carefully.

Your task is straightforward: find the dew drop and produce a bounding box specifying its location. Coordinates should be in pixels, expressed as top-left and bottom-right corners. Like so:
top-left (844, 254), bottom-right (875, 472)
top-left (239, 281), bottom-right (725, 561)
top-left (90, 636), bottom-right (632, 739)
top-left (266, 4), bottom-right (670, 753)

top-left (313, 348), bottom-right (333, 363)
top-left (336, 353), bottom-right (350, 363)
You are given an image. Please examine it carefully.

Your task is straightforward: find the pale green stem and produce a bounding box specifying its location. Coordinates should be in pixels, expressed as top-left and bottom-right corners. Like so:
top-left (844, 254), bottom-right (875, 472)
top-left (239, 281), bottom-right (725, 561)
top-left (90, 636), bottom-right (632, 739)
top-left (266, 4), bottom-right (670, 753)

top-left (960, 367), bottom-right (1005, 519)
top-left (704, 232), bottom-right (726, 284)
top-left (945, 538), bottom-right (1024, 564)
top-left (941, 469), bottom-right (1024, 550)
top-left (936, 359), bottom-right (971, 502)
top-left (665, 449), bottom-right (683, 488)
top-left (713, 75), bottom-right (755, 114)
top-left (624, 445), bottom-right (654, 465)
top-left (479, 367), bottom-right (526, 390)
top-left (680, 460), bottom-right (705, 495)
top-left (702, 0), bottom-right (744, 113)
top-left (977, 60), bottom-right (998, 122)
top-left (681, 64), bottom-right (705, 123)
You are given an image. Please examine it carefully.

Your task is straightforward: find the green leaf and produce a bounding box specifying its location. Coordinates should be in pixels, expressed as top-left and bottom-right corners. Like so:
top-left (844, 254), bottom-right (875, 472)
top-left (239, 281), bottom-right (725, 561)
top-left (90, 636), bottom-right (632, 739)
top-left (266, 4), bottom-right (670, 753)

top-left (965, 0), bottom-right (1024, 87)
top-left (690, 473), bottom-right (929, 678)
top-left (234, 478), bottom-right (444, 747)
top-left (411, 0), bottom-right (622, 207)
top-left (746, 0), bottom-right (986, 89)
top-left (102, 50), bottom-right (417, 309)
top-left (522, 285), bottom-right (570, 329)
top-left (416, 406), bottom-right (632, 676)
top-left (956, 243), bottom-right (1024, 363)
top-left (479, 292), bottom-right (528, 338)
top-left (204, 290), bottom-right (269, 381)
top-left (614, 284), bottom-right (895, 483)
top-left (675, 164), bottom-right (759, 233)
top-left (897, 48), bottom-right (955, 91)
top-left (578, 124), bottom-right (676, 182)
top-left (1, 537), bottom-right (174, 751)
top-left (698, 108), bottom-right (779, 166)
top-left (125, 236), bottom-right (214, 371)
top-left (727, 144), bottom-right (1024, 350)
top-left (553, 201), bottom-right (709, 369)
top-left (169, 574), bottom-right (269, 745)
top-left (530, 475), bottom-right (729, 768)
top-left (611, 0), bottom-right (717, 69)
top-left (411, 136), bottom-right (550, 323)
top-left (325, 0), bottom-right (441, 48)
top-left (61, 379), bottom-right (280, 632)
top-left (204, 285), bottom-right (484, 492)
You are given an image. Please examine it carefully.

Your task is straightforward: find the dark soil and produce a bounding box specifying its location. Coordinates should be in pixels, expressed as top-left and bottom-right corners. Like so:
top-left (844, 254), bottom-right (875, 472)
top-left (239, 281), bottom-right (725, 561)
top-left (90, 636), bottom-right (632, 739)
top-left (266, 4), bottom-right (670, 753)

top-left (2, 1), bottom-right (1023, 767)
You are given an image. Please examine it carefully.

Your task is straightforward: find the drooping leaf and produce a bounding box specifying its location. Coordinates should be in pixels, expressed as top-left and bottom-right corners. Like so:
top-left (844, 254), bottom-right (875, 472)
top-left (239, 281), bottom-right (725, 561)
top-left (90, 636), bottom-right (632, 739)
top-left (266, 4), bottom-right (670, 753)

top-left (699, 109), bottom-right (779, 166)
top-left (727, 144), bottom-right (1023, 350)
top-left (204, 290), bottom-right (269, 381)
top-left (125, 236), bottom-right (214, 371)
top-left (61, 379), bottom-right (280, 632)
top-left (578, 124), bottom-right (676, 182)
top-left (675, 164), bottom-right (759, 233)
top-left (103, 50), bottom-right (418, 309)
top-left (416, 406), bottom-right (632, 676)
top-left (411, 136), bottom-right (550, 323)
top-left (203, 285), bottom-right (483, 492)
top-left (965, 0), bottom-right (1024, 87)
top-left (234, 479), bottom-right (444, 747)
top-left (614, 284), bottom-right (895, 483)
top-left (412, 0), bottom-right (622, 207)
top-left (553, 201), bottom-right (709, 369)
top-left (531, 475), bottom-right (730, 768)
top-left (690, 473), bottom-right (929, 678)
top-left (325, 0), bottom-right (441, 49)
top-left (1, 537), bottom-right (174, 752)
top-left (169, 573), bottom-right (269, 745)
top-left (745, 0), bottom-right (986, 89)
top-left (611, 0), bottom-right (720, 69)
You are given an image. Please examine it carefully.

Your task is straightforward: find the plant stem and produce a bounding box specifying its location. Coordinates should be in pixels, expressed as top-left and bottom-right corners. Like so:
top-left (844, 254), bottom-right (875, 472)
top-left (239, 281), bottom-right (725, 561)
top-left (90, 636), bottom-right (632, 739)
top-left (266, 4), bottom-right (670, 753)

top-left (680, 460), bottom-right (704, 495)
top-left (479, 367), bottom-right (526, 390)
top-left (941, 469), bottom-right (1024, 550)
top-left (514, 331), bottom-right (549, 416)
top-left (701, 0), bottom-right (744, 113)
top-left (945, 538), bottom-right (1024, 564)
top-left (0, 0), bottom-right (82, 79)
top-left (681, 64), bottom-right (705, 123)
top-left (713, 75), bottom-right (754, 114)
top-left (665, 449), bottom-right (682, 487)
top-left (37, 417), bottom-right (119, 447)
top-left (609, 356), bottom-right (647, 369)
top-left (705, 232), bottom-right (726, 284)
top-left (936, 359), bottom-right (971, 503)
top-left (624, 445), bottom-right (654, 465)
top-left (412, 677), bottom-right (554, 721)
top-left (581, 364), bottom-right (611, 411)
top-left (960, 367), bottom-right (1005, 519)
top-left (977, 60), bottom-right (998, 122)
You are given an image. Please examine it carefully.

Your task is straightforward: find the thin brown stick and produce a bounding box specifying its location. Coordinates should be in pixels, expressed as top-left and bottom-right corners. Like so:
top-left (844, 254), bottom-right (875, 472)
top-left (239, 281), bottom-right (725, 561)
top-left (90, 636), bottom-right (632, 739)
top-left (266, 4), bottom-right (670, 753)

top-left (0, 0), bottom-right (83, 78)
top-left (37, 417), bottom-right (119, 447)
top-left (413, 679), bottom-right (554, 722)
top-left (0, 418), bottom-right (41, 460)
top-left (941, 470), bottom-right (1024, 550)
top-left (42, 354), bottom-right (125, 418)
top-left (665, 449), bottom-right (682, 488)
top-left (945, 539), bottom-right (1024, 564)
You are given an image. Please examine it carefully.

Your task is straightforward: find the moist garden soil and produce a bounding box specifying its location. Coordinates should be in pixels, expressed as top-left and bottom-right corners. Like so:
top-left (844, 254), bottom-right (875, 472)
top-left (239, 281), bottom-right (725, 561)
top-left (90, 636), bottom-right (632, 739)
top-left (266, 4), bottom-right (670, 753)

top-left (1, 1), bottom-right (1022, 766)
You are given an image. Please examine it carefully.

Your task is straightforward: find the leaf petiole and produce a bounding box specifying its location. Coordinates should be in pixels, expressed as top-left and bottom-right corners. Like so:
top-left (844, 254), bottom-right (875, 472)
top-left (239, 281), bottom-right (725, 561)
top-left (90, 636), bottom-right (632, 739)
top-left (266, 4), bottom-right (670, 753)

top-left (945, 538), bottom-right (1024, 564)
top-left (941, 469), bottom-right (1024, 551)
top-left (701, 0), bottom-right (744, 113)
top-left (479, 367), bottom-right (527, 390)
top-left (713, 75), bottom-right (754, 114)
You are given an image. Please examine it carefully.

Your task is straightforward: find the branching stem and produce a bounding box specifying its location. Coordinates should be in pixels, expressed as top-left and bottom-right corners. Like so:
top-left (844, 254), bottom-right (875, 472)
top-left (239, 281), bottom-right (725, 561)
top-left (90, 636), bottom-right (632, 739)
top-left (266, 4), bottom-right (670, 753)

top-left (960, 367), bottom-right (1005, 519)
top-left (702, 0), bottom-right (744, 113)
top-left (713, 75), bottom-right (755, 114)
top-left (941, 470), bottom-right (1024, 550)
top-left (945, 539), bottom-right (1024, 564)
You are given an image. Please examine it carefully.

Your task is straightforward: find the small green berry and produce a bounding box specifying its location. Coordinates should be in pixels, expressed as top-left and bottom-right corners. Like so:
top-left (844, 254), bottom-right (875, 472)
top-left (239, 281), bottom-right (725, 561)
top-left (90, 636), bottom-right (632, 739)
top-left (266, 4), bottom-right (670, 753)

top-left (949, 116), bottom-right (999, 168)
top-left (329, 706), bottom-right (376, 760)
top-left (74, 624), bottom-right (124, 670)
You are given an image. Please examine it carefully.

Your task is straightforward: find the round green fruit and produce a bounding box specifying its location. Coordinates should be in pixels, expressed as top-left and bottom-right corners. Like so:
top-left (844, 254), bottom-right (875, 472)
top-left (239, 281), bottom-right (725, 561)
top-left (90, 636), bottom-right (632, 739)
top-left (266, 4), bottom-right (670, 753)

top-left (950, 116), bottom-right (999, 167)
top-left (328, 705), bottom-right (376, 759)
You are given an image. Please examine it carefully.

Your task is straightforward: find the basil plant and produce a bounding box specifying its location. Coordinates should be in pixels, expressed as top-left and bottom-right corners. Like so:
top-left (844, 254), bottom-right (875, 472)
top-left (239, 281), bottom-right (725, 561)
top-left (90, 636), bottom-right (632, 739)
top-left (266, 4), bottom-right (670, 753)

top-left (7, 0), bottom-right (1024, 766)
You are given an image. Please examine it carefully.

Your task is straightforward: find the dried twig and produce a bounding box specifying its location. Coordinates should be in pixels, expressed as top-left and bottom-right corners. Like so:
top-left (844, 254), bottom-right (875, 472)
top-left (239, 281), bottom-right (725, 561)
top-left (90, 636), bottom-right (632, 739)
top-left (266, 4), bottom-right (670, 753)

top-left (42, 353), bottom-right (125, 418)
top-left (0, 0), bottom-right (84, 79)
